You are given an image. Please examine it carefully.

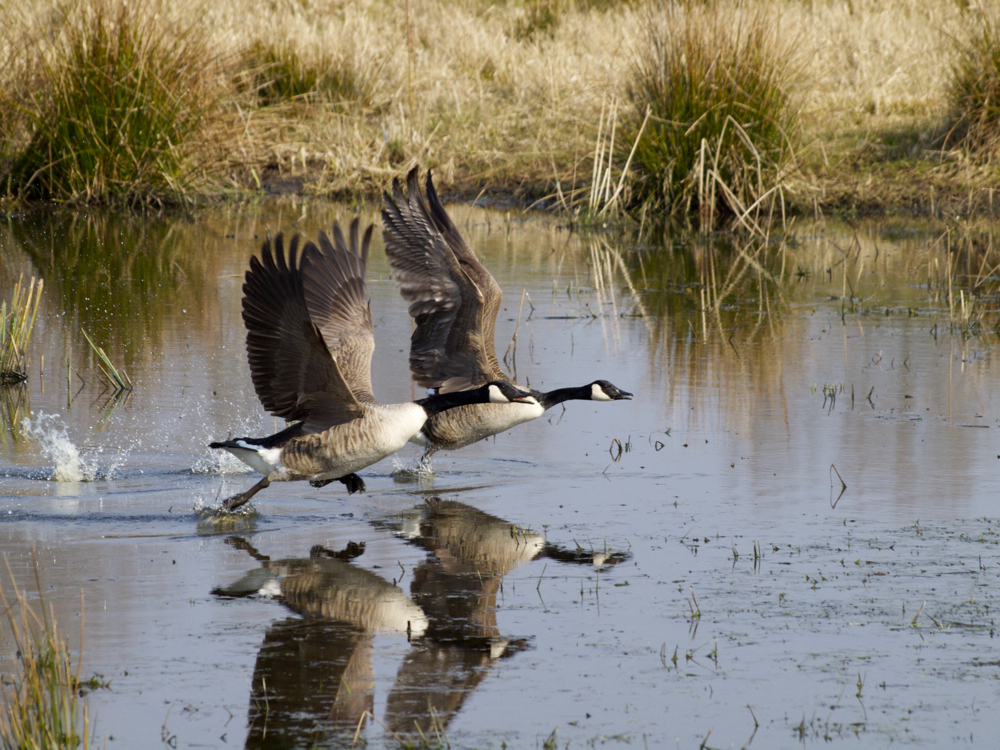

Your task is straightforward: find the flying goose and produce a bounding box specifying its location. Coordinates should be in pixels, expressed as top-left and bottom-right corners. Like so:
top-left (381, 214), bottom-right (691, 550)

top-left (210, 219), bottom-right (534, 511)
top-left (381, 169), bottom-right (632, 462)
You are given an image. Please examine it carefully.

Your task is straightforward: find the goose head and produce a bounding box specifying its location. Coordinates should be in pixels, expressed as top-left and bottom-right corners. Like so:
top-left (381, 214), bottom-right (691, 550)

top-left (588, 380), bottom-right (633, 402)
top-left (486, 380), bottom-right (539, 405)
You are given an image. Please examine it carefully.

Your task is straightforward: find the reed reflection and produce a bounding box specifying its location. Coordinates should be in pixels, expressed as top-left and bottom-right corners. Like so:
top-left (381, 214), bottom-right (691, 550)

top-left (0, 384), bottom-right (30, 445)
top-left (213, 499), bottom-right (627, 749)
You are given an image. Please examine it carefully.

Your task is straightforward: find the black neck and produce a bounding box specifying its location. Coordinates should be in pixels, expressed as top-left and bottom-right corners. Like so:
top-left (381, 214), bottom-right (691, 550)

top-left (416, 386), bottom-right (492, 417)
top-left (538, 385), bottom-right (591, 410)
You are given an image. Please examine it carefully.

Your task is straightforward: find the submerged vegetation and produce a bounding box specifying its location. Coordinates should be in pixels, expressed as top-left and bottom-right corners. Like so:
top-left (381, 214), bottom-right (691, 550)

top-left (0, 562), bottom-right (93, 750)
top-left (0, 0), bottom-right (997, 219)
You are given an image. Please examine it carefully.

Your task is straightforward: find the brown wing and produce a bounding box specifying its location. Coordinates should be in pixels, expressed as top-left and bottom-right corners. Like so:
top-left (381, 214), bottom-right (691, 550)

top-left (423, 169), bottom-right (505, 381)
top-left (382, 167), bottom-right (507, 392)
top-left (242, 233), bottom-right (364, 434)
top-left (301, 219), bottom-right (377, 404)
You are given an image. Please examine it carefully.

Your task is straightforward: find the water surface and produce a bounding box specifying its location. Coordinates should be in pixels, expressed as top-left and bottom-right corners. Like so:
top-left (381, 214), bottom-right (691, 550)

top-left (2, 205), bottom-right (1000, 748)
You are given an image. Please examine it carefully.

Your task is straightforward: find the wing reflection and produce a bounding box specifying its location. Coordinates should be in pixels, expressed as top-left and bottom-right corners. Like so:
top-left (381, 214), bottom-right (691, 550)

top-left (213, 500), bottom-right (628, 748)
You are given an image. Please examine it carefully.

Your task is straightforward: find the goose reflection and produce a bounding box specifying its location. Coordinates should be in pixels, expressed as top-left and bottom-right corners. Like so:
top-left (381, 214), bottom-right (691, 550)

top-left (377, 498), bottom-right (627, 737)
top-left (213, 500), bottom-right (628, 748)
top-left (213, 538), bottom-right (426, 748)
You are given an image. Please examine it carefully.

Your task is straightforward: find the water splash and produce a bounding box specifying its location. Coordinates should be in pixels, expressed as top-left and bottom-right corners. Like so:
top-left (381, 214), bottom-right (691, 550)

top-left (22, 412), bottom-right (125, 482)
top-left (193, 496), bottom-right (257, 518)
top-left (391, 455), bottom-right (435, 479)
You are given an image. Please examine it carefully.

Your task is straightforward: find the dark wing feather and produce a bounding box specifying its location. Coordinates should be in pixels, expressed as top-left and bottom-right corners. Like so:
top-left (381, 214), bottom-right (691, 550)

top-left (242, 233), bottom-right (364, 433)
top-left (382, 167), bottom-right (506, 392)
top-left (424, 170), bottom-right (505, 380)
top-left (301, 219), bottom-right (377, 404)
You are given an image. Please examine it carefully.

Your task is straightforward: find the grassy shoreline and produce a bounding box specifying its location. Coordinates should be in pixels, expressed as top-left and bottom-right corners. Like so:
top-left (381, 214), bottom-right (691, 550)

top-left (1, 0), bottom-right (998, 219)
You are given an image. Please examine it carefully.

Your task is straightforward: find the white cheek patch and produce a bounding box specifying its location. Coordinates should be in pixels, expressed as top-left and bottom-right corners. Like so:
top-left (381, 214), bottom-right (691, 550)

top-left (591, 383), bottom-right (613, 401)
top-left (488, 384), bottom-right (505, 403)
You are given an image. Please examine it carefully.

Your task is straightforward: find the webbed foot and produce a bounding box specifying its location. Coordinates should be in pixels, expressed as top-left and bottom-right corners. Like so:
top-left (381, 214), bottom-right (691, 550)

top-left (339, 473), bottom-right (366, 494)
top-left (217, 477), bottom-right (270, 514)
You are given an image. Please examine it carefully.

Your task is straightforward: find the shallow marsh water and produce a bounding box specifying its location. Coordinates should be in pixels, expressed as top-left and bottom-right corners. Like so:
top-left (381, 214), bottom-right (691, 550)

top-left (2, 204), bottom-right (1000, 748)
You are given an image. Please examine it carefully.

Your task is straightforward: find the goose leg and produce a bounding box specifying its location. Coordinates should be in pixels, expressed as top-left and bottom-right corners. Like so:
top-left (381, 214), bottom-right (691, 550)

top-left (219, 476), bottom-right (270, 513)
top-left (339, 473), bottom-right (366, 494)
top-left (417, 447), bottom-right (438, 474)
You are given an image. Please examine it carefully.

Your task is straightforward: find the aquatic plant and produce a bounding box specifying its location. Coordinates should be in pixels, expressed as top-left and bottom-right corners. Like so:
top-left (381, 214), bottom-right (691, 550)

top-left (81, 328), bottom-right (132, 394)
top-left (949, 7), bottom-right (1000, 163)
top-left (0, 560), bottom-right (93, 750)
top-left (621, 1), bottom-right (799, 225)
top-left (9, 0), bottom-right (215, 204)
top-left (0, 275), bottom-right (44, 386)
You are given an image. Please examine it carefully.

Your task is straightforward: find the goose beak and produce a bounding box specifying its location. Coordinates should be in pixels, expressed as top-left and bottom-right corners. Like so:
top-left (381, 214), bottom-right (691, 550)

top-left (514, 392), bottom-right (536, 403)
top-left (611, 388), bottom-right (633, 400)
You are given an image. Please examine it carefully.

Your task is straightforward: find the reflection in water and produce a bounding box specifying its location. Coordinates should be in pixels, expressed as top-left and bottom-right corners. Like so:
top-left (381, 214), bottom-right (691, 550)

top-left (214, 499), bottom-right (627, 748)
top-left (0, 384), bottom-right (29, 445)
top-left (214, 539), bottom-right (421, 747)
top-left (377, 498), bottom-right (625, 738)
top-left (5, 212), bottom-right (209, 359)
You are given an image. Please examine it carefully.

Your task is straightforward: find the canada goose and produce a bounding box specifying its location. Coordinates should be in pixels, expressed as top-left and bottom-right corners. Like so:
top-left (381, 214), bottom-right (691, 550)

top-left (381, 168), bottom-right (633, 461)
top-left (210, 219), bottom-right (535, 512)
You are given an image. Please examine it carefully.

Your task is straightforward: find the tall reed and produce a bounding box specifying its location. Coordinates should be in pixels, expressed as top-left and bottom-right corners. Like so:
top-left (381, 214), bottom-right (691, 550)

top-left (622, 2), bottom-right (798, 223)
top-left (9, 0), bottom-right (215, 204)
top-left (0, 562), bottom-right (92, 750)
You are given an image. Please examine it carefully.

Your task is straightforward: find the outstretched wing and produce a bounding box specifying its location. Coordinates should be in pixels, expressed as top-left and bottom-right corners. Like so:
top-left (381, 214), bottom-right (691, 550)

top-left (242, 233), bottom-right (364, 434)
top-left (382, 167), bottom-right (506, 392)
top-left (423, 169), bottom-right (505, 381)
top-left (301, 219), bottom-right (377, 404)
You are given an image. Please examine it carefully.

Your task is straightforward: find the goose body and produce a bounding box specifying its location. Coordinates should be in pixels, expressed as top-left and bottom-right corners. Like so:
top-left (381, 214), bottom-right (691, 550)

top-left (381, 168), bottom-right (632, 459)
top-left (210, 220), bottom-right (532, 511)
top-left (411, 401), bottom-right (542, 451)
top-left (216, 402), bottom-right (427, 481)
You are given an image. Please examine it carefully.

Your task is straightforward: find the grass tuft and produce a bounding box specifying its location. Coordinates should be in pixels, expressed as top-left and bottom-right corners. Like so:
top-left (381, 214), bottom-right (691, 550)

top-left (239, 40), bottom-right (380, 110)
top-left (622, 1), bottom-right (799, 224)
top-left (509, 0), bottom-right (565, 42)
top-left (0, 558), bottom-right (92, 750)
top-left (949, 7), bottom-right (1000, 163)
top-left (8, 0), bottom-right (215, 205)
top-left (0, 276), bottom-right (44, 386)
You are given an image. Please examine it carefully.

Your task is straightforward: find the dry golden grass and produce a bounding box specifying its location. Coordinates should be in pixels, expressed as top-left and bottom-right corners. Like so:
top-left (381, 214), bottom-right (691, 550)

top-left (0, 0), bottom-right (996, 213)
